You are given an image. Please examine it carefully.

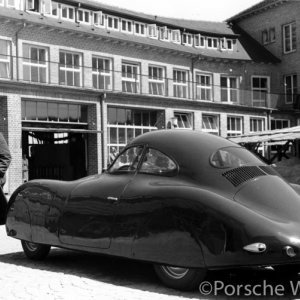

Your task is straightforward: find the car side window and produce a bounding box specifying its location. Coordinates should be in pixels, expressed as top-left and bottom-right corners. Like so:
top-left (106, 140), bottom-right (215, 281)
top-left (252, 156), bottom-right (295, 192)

top-left (139, 148), bottom-right (177, 176)
top-left (108, 146), bottom-right (143, 173)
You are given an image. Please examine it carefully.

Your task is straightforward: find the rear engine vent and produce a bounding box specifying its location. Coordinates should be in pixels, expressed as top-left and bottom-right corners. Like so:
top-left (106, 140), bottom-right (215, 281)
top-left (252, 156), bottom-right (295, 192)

top-left (222, 166), bottom-right (266, 187)
top-left (258, 165), bottom-right (278, 176)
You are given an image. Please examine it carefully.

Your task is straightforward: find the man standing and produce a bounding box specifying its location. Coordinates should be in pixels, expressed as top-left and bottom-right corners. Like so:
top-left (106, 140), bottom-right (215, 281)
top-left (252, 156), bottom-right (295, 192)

top-left (0, 133), bottom-right (11, 225)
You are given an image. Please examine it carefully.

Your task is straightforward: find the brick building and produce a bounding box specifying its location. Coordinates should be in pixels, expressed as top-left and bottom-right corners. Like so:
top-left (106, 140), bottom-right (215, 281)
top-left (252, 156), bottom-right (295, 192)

top-left (0, 0), bottom-right (292, 194)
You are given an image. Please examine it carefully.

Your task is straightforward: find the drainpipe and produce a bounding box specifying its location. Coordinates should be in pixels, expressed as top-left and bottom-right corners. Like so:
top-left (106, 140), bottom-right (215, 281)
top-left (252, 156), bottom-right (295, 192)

top-left (100, 93), bottom-right (106, 171)
top-left (15, 21), bottom-right (26, 81)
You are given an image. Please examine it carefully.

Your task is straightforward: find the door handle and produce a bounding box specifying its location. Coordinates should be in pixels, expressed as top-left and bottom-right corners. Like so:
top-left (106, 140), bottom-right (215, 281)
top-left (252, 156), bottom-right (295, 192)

top-left (107, 196), bottom-right (119, 202)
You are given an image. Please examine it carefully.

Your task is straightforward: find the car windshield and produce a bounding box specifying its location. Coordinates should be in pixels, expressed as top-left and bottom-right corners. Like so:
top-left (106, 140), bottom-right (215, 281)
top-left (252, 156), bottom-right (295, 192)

top-left (210, 147), bottom-right (263, 169)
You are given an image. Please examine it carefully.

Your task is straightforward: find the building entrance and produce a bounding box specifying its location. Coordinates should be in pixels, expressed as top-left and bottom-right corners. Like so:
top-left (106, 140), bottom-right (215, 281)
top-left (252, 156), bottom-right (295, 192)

top-left (22, 131), bottom-right (86, 181)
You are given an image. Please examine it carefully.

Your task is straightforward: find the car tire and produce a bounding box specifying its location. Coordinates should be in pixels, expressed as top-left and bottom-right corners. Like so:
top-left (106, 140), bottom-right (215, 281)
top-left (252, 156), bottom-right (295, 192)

top-left (21, 240), bottom-right (51, 260)
top-left (153, 264), bottom-right (207, 290)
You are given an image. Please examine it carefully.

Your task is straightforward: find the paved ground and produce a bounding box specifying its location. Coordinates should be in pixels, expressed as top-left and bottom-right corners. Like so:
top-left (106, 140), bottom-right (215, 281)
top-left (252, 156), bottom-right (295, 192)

top-left (1, 226), bottom-right (300, 300)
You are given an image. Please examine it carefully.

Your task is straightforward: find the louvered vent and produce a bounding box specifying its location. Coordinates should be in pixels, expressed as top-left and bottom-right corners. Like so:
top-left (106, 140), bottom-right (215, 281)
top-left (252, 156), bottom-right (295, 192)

top-left (258, 165), bottom-right (278, 176)
top-left (222, 166), bottom-right (267, 187)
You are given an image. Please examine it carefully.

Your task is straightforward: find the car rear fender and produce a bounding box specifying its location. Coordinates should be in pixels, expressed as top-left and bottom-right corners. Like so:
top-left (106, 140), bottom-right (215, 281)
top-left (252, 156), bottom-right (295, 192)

top-left (0, 187), bottom-right (8, 225)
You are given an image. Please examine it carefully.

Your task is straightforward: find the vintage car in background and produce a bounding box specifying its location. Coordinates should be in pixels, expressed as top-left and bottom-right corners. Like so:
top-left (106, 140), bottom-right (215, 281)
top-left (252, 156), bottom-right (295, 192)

top-left (4, 130), bottom-right (300, 290)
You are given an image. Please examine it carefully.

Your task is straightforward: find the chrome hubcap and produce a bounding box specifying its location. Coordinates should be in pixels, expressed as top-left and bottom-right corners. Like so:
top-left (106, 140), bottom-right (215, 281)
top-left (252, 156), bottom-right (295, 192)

top-left (25, 241), bottom-right (39, 251)
top-left (161, 266), bottom-right (189, 279)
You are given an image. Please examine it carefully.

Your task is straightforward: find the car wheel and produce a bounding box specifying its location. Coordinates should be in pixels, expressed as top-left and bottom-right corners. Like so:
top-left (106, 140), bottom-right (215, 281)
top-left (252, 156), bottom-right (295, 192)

top-left (21, 240), bottom-right (51, 260)
top-left (153, 264), bottom-right (207, 290)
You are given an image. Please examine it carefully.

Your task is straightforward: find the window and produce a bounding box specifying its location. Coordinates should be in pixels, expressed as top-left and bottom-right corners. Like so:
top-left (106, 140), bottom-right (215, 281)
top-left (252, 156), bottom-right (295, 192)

top-left (122, 62), bottom-right (140, 93)
top-left (220, 38), bottom-right (233, 50)
top-left (140, 148), bottom-right (177, 176)
top-left (61, 4), bottom-right (75, 21)
top-left (221, 76), bottom-right (238, 103)
top-left (182, 33), bottom-right (193, 46)
top-left (22, 100), bottom-right (88, 123)
top-left (134, 22), bottom-right (146, 36)
top-left (271, 119), bottom-right (290, 130)
top-left (250, 118), bottom-right (265, 132)
top-left (159, 26), bottom-right (169, 41)
top-left (77, 8), bottom-right (90, 24)
top-left (59, 51), bottom-right (82, 87)
top-left (108, 146), bottom-right (143, 173)
top-left (283, 22), bottom-right (296, 53)
top-left (171, 30), bottom-right (181, 43)
top-left (92, 57), bottom-right (112, 90)
top-left (107, 15), bottom-right (119, 30)
top-left (269, 27), bottom-right (276, 43)
top-left (202, 115), bottom-right (219, 135)
top-left (207, 37), bottom-right (218, 49)
top-left (23, 44), bottom-right (48, 83)
top-left (262, 30), bottom-right (269, 45)
top-left (121, 19), bottom-right (133, 33)
top-left (148, 24), bottom-right (158, 38)
top-left (107, 107), bottom-right (158, 159)
top-left (284, 74), bottom-right (297, 104)
top-left (0, 39), bottom-right (11, 79)
top-left (252, 76), bottom-right (269, 107)
top-left (194, 34), bottom-right (205, 48)
top-left (149, 66), bottom-right (165, 96)
top-left (227, 39), bottom-right (233, 50)
top-left (174, 113), bottom-right (193, 129)
top-left (196, 73), bottom-right (212, 101)
top-left (94, 11), bottom-right (105, 27)
top-left (50, 1), bottom-right (58, 17)
top-left (173, 69), bottom-right (188, 98)
top-left (227, 116), bottom-right (243, 137)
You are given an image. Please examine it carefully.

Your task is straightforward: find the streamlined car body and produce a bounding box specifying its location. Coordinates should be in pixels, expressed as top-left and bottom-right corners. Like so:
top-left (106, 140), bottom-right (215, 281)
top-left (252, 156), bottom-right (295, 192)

top-left (4, 130), bottom-right (300, 290)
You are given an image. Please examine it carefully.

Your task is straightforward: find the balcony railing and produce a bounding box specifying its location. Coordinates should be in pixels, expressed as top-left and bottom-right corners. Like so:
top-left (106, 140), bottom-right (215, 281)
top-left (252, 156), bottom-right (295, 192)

top-left (0, 55), bottom-right (290, 110)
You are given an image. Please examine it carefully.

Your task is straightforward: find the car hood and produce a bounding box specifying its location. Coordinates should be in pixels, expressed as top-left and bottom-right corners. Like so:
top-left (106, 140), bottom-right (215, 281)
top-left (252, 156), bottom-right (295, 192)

top-left (234, 175), bottom-right (300, 223)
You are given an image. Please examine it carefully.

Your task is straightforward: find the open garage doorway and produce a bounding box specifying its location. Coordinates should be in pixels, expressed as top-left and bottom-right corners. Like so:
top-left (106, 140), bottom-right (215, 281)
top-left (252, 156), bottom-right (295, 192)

top-left (22, 131), bottom-right (87, 181)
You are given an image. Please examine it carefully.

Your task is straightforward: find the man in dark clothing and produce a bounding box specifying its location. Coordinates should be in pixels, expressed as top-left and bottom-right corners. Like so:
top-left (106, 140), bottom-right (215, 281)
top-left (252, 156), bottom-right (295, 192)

top-left (0, 133), bottom-right (11, 225)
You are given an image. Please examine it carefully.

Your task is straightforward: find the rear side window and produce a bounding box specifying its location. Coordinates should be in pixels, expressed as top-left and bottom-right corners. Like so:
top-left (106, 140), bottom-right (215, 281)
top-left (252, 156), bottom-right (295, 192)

top-left (139, 148), bottom-right (177, 176)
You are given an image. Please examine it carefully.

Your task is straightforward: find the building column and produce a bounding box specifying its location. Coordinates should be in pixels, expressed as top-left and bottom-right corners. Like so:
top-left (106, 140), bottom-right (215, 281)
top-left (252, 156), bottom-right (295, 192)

top-left (194, 111), bottom-right (202, 131)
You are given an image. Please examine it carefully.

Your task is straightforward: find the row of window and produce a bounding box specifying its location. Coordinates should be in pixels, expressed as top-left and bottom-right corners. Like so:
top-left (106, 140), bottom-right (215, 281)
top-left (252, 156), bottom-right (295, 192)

top-left (262, 22), bottom-right (296, 54)
top-left (0, 40), bottom-right (297, 104)
top-left (1, 0), bottom-right (236, 51)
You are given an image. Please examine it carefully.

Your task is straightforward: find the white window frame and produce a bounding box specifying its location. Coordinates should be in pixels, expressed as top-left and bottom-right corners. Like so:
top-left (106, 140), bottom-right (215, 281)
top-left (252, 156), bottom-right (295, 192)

top-left (227, 116), bottom-right (243, 137)
top-left (121, 18), bottom-right (133, 34)
top-left (107, 15), bottom-right (119, 31)
top-left (207, 37), bottom-right (218, 49)
top-left (202, 115), bottom-right (219, 135)
top-left (221, 76), bottom-right (239, 103)
top-left (271, 119), bottom-right (290, 130)
top-left (92, 56), bottom-right (113, 90)
top-left (77, 8), bottom-right (91, 24)
top-left (7, 0), bottom-right (16, 8)
top-left (0, 0), bottom-right (4, 6)
top-left (182, 33), bottom-right (193, 46)
top-left (59, 51), bottom-right (82, 87)
top-left (61, 4), bottom-right (75, 21)
top-left (159, 26), bottom-right (169, 41)
top-left (284, 74), bottom-right (297, 104)
top-left (250, 118), bottom-right (265, 133)
top-left (283, 22), bottom-right (296, 54)
top-left (251, 76), bottom-right (270, 107)
top-left (48, 1), bottom-right (58, 18)
top-left (148, 65), bottom-right (165, 96)
top-left (269, 27), bottom-right (276, 43)
top-left (171, 30), bottom-right (181, 44)
top-left (122, 62), bottom-right (140, 94)
top-left (0, 39), bottom-right (11, 79)
top-left (194, 34), bottom-right (205, 48)
top-left (22, 43), bottom-right (48, 83)
top-left (93, 11), bottom-right (105, 27)
top-left (173, 69), bottom-right (188, 99)
top-left (134, 22), bottom-right (146, 36)
top-left (195, 73), bottom-right (212, 101)
top-left (148, 24), bottom-right (158, 39)
top-left (174, 112), bottom-right (193, 129)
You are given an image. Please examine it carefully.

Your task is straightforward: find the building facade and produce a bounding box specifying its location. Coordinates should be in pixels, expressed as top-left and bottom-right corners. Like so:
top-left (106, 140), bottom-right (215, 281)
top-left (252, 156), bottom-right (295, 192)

top-left (0, 0), bottom-right (290, 194)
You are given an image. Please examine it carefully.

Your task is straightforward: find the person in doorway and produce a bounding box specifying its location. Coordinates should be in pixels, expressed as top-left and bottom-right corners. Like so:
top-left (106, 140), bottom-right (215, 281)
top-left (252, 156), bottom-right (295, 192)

top-left (22, 154), bottom-right (29, 183)
top-left (0, 133), bottom-right (11, 188)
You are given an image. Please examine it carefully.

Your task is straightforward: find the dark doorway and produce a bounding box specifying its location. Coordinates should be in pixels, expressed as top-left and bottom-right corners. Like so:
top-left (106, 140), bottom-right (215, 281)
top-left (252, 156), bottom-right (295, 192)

top-left (22, 131), bottom-right (87, 181)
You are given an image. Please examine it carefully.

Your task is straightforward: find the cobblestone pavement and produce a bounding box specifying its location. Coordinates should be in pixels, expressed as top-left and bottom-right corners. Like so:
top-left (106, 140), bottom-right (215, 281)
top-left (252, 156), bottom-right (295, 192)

top-left (0, 227), bottom-right (200, 300)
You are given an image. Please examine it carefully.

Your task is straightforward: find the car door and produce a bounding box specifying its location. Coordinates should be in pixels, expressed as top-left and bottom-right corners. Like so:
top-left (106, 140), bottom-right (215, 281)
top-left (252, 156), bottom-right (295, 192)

top-left (59, 145), bottom-right (144, 249)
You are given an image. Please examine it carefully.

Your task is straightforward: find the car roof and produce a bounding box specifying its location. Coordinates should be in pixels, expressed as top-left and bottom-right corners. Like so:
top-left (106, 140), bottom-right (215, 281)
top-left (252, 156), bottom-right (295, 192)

top-left (130, 130), bottom-right (239, 173)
